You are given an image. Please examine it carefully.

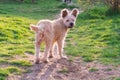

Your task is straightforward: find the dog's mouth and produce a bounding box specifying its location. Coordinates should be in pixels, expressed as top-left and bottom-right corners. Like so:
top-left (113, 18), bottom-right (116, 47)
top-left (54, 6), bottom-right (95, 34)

top-left (68, 26), bottom-right (73, 28)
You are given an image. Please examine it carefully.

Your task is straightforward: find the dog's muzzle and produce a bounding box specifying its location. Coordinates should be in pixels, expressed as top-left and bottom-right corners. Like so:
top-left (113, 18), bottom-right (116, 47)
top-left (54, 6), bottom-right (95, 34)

top-left (68, 23), bottom-right (74, 28)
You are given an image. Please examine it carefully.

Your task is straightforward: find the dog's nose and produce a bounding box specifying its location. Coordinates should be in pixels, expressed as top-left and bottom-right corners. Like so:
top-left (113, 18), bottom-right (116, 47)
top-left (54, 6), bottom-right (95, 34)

top-left (70, 23), bottom-right (74, 26)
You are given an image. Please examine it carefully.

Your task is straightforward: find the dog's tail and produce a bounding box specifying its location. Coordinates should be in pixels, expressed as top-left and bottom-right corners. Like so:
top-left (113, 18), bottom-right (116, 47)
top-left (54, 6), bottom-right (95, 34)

top-left (30, 24), bottom-right (44, 33)
top-left (30, 24), bottom-right (39, 32)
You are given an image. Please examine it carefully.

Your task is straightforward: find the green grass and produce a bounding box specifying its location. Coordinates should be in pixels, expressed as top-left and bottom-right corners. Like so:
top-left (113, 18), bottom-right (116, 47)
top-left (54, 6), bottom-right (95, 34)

top-left (10, 60), bottom-right (32, 67)
top-left (89, 67), bottom-right (99, 72)
top-left (6, 66), bottom-right (22, 74)
top-left (0, 0), bottom-right (120, 79)
top-left (65, 10), bottom-right (120, 64)
top-left (0, 59), bottom-right (9, 64)
top-left (0, 67), bottom-right (22, 80)
top-left (116, 78), bottom-right (120, 80)
top-left (0, 69), bottom-right (10, 77)
top-left (58, 67), bottom-right (69, 73)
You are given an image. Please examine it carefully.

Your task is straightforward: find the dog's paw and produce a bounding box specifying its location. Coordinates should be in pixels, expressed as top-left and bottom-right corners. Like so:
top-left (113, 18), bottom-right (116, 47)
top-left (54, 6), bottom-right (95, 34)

top-left (34, 59), bottom-right (40, 64)
top-left (42, 58), bottom-right (49, 63)
top-left (61, 55), bottom-right (68, 59)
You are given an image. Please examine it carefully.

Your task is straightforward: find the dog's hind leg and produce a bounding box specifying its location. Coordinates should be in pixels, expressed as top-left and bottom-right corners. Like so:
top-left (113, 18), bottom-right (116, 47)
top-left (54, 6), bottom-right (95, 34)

top-left (42, 40), bottom-right (52, 63)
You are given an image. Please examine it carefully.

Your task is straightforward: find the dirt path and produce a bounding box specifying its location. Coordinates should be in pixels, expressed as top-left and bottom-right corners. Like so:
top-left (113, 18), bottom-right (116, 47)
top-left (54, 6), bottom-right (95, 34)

top-left (7, 53), bottom-right (120, 80)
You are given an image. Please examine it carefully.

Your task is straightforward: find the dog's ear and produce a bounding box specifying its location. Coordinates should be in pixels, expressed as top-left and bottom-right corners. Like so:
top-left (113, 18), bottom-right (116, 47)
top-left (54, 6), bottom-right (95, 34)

top-left (71, 8), bottom-right (79, 17)
top-left (30, 24), bottom-right (38, 32)
top-left (61, 9), bottom-right (69, 18)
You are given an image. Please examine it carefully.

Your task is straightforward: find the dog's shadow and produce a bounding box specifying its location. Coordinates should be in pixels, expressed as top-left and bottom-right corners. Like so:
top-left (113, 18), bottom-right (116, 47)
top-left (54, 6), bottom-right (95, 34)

top-left (21, 52), bottom-right (81, 80)
top-left (21, 57), bottom-right (72, 80)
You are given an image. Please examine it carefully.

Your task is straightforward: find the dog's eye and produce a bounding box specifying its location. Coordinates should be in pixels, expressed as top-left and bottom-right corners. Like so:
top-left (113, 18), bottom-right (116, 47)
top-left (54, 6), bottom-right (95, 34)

top-left (66, 20), bottom-right (69, 22)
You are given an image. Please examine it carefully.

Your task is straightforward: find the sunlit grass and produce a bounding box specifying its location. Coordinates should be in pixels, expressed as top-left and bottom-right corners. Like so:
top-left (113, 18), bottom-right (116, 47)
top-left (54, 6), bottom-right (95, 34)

top-left (10, 60), bottom-right (32, 67)
top-left (0, 0), bottom-right (120, 79)
top-left (65, 14), bottom-right (120, 64)
top-left (0, 66), bottom-right (23, 80)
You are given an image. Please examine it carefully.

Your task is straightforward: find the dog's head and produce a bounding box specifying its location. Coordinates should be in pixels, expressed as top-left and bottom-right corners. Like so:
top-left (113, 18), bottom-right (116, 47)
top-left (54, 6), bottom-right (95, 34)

top-left (61, 8), bottom-right (79, 28)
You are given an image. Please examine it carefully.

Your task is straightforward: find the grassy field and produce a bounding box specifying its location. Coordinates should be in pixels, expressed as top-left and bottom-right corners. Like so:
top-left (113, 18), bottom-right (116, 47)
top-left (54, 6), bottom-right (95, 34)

top-left (0, 0), bottom-right (120, 79)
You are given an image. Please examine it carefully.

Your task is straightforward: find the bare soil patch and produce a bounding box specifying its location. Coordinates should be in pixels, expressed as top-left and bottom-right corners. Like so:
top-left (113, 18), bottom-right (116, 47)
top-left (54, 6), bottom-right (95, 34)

top-left (7, 53), bottom-right (120, 80)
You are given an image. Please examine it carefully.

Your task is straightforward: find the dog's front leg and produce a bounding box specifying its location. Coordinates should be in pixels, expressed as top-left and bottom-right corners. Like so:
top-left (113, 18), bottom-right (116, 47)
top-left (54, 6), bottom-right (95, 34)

top-left (49, 42), bottom-right (55, 58)
top-left (57, 40), bottom-right (67, 59)
top-left (34, 41), bottom-right (41, 64)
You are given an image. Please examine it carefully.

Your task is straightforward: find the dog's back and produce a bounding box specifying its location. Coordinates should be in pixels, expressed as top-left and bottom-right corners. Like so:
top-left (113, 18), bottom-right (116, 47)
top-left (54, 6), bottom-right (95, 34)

top-left (35, 19), bottom-right (68, 42)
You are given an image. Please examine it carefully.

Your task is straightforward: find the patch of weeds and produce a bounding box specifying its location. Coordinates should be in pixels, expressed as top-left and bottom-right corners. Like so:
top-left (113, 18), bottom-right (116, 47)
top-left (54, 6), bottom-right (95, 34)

top-left (57, 3), bottom-right (79, 9)
top-left (6, 67), bottom-right (22, 75)
top-left (100, 57), bottom-right (120, 66)
top-left (0, 69), bottom-right (9, 78)
top-left (10, 60), bottom-right (32, 67)
top-left (58, 67), bottom-right (69, 73)
top-left (0, 53), bottom-right (12, 57)
top-left (81, 54), bottom-right (94, 62)
top-left (68, 57), bottom-right (74, 62)
top-left (23, 0), bottom-right (37, 4)
top-left (65, 46), bottom-right (80, 56)
top-left (24, 69), bottom-right (32, 73)
top-left (89, 67), bottom-right (99, 72)
top-left (0, 66), bottom-right (23, 80)
top-left (116, 78), bottom-right (120, 80)
top-left (0, 76), bottom-right (5, 80)
top-left (8, 49), bottom-right (25, 55)
top-left (101, 51), bottom-right (119, 58)
top-left (25, 50), bottom-right (34, 55)
top-left (0, 59), bottom-right (9, 64)
top-left (79, 6), bottom-right (107, 19)
top-left (83, 57), bottom-right (94, 62)
top-left (105, 68), bottom-right (112, 71)
top-left (81, 53), bottom-right (92, 58)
